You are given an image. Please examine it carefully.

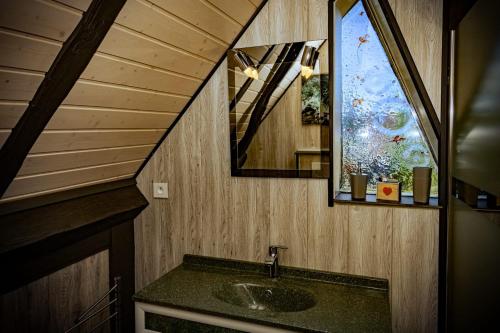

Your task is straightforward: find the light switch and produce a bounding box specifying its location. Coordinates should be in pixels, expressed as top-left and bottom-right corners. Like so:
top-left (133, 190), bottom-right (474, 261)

top-left (153, 182), bottom-right (168, 199)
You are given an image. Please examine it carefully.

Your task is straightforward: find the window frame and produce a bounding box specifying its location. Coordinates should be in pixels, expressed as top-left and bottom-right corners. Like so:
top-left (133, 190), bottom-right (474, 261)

top-left (328, 0), bottom-right (441, 207)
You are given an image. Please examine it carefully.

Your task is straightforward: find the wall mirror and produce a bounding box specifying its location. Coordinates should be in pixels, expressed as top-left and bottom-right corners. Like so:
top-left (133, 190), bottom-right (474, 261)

top-left (227, 40), bottom-right (330, 178)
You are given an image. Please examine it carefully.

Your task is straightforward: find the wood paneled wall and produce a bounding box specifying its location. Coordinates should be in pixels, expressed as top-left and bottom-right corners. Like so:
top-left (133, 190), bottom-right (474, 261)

top-left (0, 0), bottom-right (89, 145)
top-left (0, 250), bottom-right (109, 332)
top-left (134, 1), bottom-right (442, 332)
top-left (0, 0), bottom-right (262, 201)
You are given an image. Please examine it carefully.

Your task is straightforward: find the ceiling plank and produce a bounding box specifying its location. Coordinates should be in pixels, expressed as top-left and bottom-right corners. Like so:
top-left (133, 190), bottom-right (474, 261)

top-left (0, 0), bottom-right (127, 198)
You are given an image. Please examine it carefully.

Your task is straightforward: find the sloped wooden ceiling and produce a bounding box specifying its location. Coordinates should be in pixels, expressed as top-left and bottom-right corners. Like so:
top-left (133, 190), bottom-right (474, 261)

top-left (0, 0), bottom-right (263, 201)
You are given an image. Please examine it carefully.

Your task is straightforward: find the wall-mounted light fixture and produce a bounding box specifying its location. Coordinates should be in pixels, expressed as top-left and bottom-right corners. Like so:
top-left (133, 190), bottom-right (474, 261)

top-left (300, 46), bottom-right (319, 79)
top-left (233, 50), bottom-right (259, 80)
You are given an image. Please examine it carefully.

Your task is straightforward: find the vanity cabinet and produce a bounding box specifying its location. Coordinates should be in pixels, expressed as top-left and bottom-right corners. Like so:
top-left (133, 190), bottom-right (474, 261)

top-left (135, 302), bottom-right (298, 333)
top-left (134, 255), bottom-right (391, 333)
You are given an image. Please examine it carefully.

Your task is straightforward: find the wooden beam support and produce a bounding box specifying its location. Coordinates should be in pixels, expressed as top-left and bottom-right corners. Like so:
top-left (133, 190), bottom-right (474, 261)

top-left (0, 182), bottom-right (147, 257)
top-left (0, 0), bottom-right (126, 197)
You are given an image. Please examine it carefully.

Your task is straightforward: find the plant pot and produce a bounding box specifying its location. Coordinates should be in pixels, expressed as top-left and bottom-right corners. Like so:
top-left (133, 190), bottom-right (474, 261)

top-left (350, 173), bottom-right (368, 200)
top-left (413, 167), bottom-right (432, 204)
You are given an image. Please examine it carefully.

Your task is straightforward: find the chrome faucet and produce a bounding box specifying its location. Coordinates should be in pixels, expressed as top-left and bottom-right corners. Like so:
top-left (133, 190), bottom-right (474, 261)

top-left (264, 245), bottom-right (287, 278)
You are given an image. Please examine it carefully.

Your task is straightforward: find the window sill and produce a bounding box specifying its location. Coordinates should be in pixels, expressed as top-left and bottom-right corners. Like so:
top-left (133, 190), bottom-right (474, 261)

top-left (334, 192), bottom-right (441, 209)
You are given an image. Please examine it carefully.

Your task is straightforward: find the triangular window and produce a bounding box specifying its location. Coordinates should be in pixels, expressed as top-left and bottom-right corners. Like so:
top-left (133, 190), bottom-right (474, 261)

top-left (338, 1), bottom-right (438, 195)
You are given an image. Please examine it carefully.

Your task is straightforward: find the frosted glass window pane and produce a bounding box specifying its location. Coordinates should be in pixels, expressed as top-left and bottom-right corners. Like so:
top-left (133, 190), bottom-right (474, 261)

top-left (340, 1), bottom-right (437, 195)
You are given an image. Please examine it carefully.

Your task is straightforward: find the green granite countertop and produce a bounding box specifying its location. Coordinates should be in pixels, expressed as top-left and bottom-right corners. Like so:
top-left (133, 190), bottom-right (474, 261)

top-left (134, 255), bottom-right (391, 333)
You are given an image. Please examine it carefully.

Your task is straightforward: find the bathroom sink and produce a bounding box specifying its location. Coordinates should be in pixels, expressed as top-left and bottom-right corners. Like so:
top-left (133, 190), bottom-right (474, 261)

top-left (212, 282), bottom-right (316, 312)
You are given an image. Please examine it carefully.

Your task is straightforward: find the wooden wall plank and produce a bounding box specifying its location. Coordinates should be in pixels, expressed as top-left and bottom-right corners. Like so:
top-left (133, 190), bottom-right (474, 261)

top-left (269, 179), bottom-right (308, 267)
top-left (98, 25), bottom-right (214, 79)
top-left (0, 0), bottom-right (81, 42)
top-left (0, 275), bottom-right (49, 332)
top-left (390, 0), bottom-right (443, 116)
top-left (0, 251), bottom-right (108, 332)
top-left (0, 29), bottom-right (61, 72)
top-left (149, 0), bottom-right (242, 44)
top-left (307, 0), bottom-right (329, 40)
top-left (63, 79), bottom-right (189, 113)
top-left (392, 208), bottom-right (439, 333)
top-left (0, 68), bottom-right (44, 101)
top-left (199, 65), bottom-right (231, 258)
top-left (307, 180), bottom-right (348, 272)
top-left (248, 0), bottom-right (264, 7)
top-left (235, 2), bottom-right (270, 47)
top-left (1, 104), bottom-right (176, 130)
top-left (135, 141), bottom-right (186, 289)
top-left (0, 101), bottom-right (28, 129)
top-left (47, 251), bottom-right (109, 332)
top-left (81, 53), bottom-right (202, 96)
top-left (230, 178), bottom-right (270, 262)
top-left (269, 0), bottom-right (308, 44)
top-left (55, 0), bottom-right (92, 11)
top-left (46, 106), bottom-right (177, 129)
top-left (19, 145), bottom-right (154, 176)
top-left (5, 160), bottom-right (142, 198)
top-left (30, 130), bottom-right (164, 153)
top-left (177, 100), bottom-right (203, 256)
top-left (206, 0), bottom-right (257, 26)
top-left (347, 205), bottom-right (393, 279)
top-left (116, 0), bottom-right (227, 62)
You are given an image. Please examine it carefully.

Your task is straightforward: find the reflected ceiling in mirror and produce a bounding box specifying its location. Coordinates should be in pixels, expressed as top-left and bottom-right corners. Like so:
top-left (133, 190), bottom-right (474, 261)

top-left (228, 40), bottom-right (330, 178)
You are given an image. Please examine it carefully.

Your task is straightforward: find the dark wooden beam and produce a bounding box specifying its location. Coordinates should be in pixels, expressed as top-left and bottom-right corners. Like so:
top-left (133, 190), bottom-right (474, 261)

top-left (0, 178), bottom-right (136, 216)
top-left (0, 0), bottom-right (126, 197)
top-left (110, 221), bottom-right (135, 333)
top-left (0, 183), bottom-right (147, 256)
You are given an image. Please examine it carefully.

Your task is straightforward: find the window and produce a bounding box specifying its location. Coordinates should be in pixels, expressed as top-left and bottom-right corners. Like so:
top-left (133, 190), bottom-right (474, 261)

top-left (339, 1), bottom-right (438, 196)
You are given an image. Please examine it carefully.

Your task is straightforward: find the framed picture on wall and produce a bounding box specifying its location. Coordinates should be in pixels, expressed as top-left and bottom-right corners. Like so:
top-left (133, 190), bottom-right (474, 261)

top-left (301, 74), bottom-right (329, 125)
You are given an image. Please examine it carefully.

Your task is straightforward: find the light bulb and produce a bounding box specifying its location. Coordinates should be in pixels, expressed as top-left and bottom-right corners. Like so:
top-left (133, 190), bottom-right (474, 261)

top-left (301, 65), bottom-right (314, 79)
top-left (244, 67), bottom-right (259, 80)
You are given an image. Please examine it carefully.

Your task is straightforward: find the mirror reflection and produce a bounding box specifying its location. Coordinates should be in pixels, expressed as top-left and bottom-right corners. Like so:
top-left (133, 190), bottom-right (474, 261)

top-left (228, 40), bottom-right (330, 178)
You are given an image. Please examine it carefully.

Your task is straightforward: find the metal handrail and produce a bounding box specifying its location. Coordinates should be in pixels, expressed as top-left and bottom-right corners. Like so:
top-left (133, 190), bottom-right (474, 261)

top-left (65, 276), bottom-right (121, 333)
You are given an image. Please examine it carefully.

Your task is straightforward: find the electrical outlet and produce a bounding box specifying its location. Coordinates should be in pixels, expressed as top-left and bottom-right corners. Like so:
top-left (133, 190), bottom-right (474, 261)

top-left (153, 182), bottom-right (168, 199)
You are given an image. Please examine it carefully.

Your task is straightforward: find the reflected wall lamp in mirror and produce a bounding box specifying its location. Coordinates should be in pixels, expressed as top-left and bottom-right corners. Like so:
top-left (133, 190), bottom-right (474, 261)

top-left (301, 46), bottom-right (319, 79)
top-left (233, 50), bottom-right (259, 80)
top-left (227, 40), bottom-right (331, 179)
